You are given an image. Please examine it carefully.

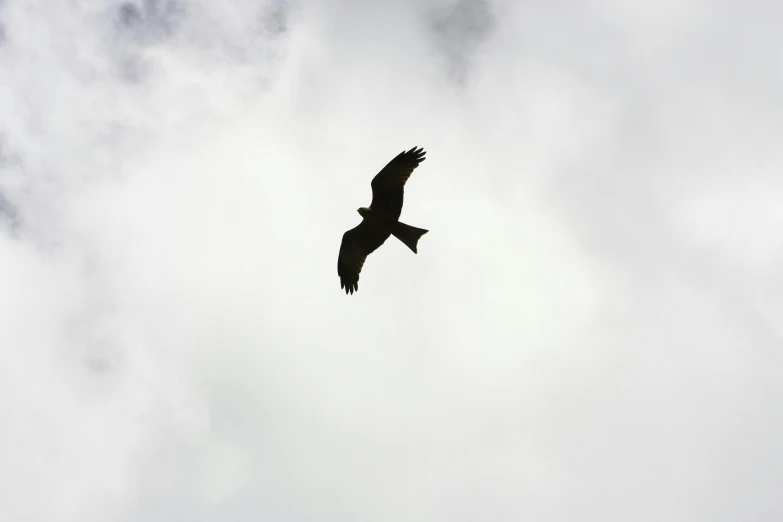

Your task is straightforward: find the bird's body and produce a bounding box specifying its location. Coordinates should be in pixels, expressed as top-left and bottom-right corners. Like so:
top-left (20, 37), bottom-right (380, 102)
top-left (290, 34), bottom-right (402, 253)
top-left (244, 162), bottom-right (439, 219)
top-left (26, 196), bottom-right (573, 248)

top-left (337, 147), bottom-right (428, 294)
top-left (356, 206), bottom-right (396, 234)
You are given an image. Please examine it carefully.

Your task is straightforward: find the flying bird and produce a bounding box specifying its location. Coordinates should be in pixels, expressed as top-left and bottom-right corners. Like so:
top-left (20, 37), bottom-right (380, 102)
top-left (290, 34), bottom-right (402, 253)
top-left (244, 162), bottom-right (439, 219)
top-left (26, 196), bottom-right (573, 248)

top-left (337, 146), bottom-right (429, 294)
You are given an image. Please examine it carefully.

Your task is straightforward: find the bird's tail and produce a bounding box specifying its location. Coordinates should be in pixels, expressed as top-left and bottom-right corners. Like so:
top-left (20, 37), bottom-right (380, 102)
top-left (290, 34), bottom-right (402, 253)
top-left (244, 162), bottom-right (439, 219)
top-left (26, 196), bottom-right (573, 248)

top-left (392, 221), bottom-right (428, 253)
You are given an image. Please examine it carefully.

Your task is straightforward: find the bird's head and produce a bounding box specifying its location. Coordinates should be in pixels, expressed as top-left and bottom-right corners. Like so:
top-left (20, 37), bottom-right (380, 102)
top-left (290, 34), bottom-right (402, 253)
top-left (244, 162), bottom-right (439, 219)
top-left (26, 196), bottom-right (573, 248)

top-left (357, 207), bottom-right (370, 218)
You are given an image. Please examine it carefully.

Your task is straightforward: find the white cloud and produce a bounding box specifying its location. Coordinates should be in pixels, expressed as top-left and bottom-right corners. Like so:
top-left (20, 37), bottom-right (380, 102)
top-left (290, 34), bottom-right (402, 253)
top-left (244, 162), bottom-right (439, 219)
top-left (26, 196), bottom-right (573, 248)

top-left (1, 1), bottom-right (782, 521)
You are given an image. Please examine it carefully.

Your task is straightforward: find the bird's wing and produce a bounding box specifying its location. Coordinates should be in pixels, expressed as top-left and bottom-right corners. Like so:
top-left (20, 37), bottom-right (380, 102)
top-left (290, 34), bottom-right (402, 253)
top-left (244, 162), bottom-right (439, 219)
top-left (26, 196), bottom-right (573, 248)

top-left (370, 146), bottom-right (426, 220)
top-left (337, 219), bottom-right (391, 294)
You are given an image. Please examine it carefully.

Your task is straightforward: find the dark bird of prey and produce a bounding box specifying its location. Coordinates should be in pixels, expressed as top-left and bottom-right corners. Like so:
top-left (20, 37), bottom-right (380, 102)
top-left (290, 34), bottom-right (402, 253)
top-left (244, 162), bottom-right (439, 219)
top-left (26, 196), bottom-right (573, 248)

top-left (337, 146), bottom-right (429, 294)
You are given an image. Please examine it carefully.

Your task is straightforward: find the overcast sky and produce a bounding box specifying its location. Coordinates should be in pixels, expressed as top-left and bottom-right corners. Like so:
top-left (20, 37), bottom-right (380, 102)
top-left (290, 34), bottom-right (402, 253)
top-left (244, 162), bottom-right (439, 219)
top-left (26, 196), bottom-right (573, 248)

top-left (1, 1), bottom-right (782, 520)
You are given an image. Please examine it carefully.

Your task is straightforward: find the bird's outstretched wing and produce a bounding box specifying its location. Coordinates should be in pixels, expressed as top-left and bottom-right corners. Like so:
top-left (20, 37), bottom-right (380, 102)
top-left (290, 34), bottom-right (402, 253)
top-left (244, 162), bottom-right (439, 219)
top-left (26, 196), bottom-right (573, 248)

top-left (337, 219), bottom-right (391, 294)
top-left (370, 146), bottom-right (426, 220)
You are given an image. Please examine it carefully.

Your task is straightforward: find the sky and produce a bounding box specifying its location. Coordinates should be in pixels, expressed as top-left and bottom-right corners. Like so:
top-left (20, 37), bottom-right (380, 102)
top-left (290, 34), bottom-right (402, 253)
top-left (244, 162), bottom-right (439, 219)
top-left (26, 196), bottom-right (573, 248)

top-left (1, 0), bottom-right (782, 520)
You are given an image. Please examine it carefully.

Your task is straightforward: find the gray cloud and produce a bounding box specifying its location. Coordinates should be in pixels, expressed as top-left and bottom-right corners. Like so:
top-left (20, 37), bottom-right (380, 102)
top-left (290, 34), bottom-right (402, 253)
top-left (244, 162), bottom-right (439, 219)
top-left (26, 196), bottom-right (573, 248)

top-left (429, 0), bottom-right (494, 85)
top-left (116, 0), bottom-right (185, 42)
top-left (1, 1), bottom-right (782, 521)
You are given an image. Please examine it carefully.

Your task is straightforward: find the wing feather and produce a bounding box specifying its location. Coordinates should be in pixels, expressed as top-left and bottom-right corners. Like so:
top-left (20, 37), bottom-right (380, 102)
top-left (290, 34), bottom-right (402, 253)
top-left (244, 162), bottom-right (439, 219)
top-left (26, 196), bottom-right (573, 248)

top-left (370, 146), bottom-right (426, 219)
top-left (337, 219), bottom-right (390, 294)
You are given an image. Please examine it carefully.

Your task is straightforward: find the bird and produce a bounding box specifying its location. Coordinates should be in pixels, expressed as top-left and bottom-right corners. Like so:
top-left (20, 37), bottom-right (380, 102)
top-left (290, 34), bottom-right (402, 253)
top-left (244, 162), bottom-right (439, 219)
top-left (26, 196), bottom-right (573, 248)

top-left (337, 146), bottom-right (429, 294)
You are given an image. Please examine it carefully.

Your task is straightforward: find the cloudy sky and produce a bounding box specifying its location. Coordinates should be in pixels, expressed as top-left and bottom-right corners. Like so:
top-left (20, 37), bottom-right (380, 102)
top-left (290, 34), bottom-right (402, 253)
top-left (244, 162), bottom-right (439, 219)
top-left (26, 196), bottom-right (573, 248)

top-left (2, 0), bottom-right (782, 520)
